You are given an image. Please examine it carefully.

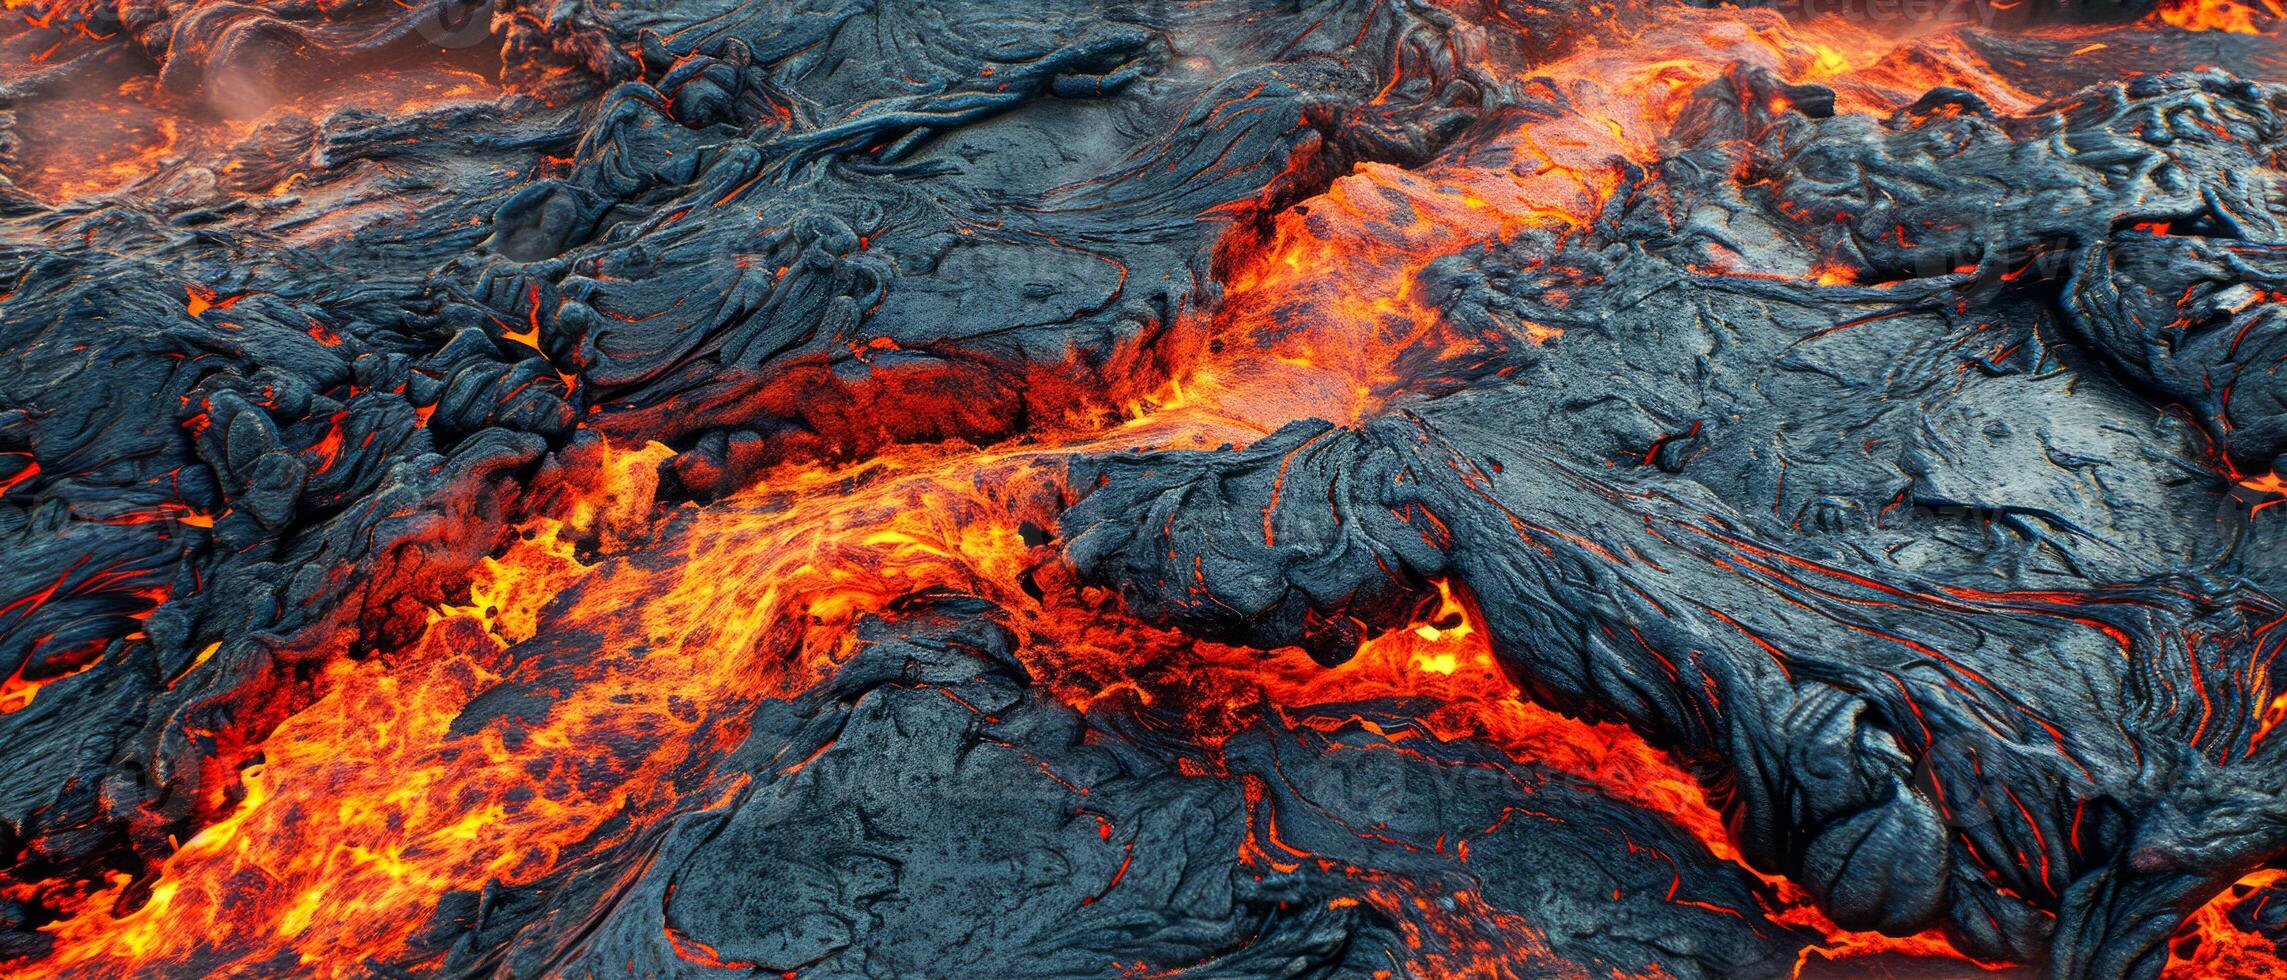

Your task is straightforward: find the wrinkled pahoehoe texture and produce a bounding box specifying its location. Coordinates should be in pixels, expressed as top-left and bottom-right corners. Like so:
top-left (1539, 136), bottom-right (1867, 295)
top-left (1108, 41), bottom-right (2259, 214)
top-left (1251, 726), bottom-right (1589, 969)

top-left (2, 0), bottom-right (2286, 977)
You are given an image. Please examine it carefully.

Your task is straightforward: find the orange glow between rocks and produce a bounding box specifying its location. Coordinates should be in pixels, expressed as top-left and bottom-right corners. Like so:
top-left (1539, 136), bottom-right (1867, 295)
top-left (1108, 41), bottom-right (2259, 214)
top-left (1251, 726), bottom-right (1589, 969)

top-left (12, 3), bottom-right (2282, 976)
top-left (2155, 0), bottom-right (2286, 32)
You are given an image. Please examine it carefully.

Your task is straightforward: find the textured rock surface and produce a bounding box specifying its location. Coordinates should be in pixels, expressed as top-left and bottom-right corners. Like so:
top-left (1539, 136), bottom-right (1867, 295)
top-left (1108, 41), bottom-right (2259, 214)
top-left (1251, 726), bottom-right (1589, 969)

top-left (1, 0), bottom-right (2284, 977)
top-left (1067, 63), bottom-right (2287, 978)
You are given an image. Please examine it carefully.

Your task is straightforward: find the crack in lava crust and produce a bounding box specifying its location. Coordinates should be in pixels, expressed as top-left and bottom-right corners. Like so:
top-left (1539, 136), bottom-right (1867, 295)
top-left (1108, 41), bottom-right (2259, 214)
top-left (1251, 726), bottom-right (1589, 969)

top-left (2, 0), bottom-right (2286, 977)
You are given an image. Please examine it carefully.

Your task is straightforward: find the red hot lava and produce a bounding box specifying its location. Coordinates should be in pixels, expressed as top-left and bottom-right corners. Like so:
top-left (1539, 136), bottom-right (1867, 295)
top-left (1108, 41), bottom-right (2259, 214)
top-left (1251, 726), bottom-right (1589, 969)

top-left (1, 0), bottom-right (2285, 977)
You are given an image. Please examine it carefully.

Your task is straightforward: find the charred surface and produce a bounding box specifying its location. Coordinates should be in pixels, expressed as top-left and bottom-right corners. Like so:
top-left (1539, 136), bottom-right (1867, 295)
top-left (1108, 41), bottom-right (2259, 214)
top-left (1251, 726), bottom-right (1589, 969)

top-left (2, 0), bottom-right (2284, 977)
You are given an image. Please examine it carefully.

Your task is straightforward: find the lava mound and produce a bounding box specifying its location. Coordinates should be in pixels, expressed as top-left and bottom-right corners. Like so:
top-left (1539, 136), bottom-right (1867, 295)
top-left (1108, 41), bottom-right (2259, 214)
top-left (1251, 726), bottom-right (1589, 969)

top-left (2, 0), bottom-right (2286, 977)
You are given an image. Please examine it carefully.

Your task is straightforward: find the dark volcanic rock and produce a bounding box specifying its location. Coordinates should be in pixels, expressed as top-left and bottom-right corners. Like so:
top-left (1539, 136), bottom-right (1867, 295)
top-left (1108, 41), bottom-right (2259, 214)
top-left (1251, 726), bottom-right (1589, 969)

top-left (0, 0), bottom-right (1509, 917)
top-left (551, 595), bottom-right (1811, 979)
top-left (1, 0), bottom-right (2284, 977)
top-left (1065, 61), bottom-right (2287, 980)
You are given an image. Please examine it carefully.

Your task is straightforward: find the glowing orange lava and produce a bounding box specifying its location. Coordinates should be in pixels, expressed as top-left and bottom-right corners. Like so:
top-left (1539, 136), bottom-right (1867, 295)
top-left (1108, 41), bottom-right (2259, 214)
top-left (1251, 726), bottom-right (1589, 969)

top-left (19, 4), bottom-right (2284, 976)
top-left (2165, 870), bottom-right (2287, 978)
top-left (2155, 0), bottom-right (2286, 32)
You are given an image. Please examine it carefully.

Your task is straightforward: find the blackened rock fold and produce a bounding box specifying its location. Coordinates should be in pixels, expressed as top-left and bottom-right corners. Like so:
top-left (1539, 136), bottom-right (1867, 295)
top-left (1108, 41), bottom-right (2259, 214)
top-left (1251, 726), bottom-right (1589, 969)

top-left (551, 594), bottom-right (1813, 979)
top-left (0, 0), bottom-right (1521, 935)
top-left (2, 0), bottom-right (2284, 975)
top-left (1064, 64), bottom-right (2287, 979)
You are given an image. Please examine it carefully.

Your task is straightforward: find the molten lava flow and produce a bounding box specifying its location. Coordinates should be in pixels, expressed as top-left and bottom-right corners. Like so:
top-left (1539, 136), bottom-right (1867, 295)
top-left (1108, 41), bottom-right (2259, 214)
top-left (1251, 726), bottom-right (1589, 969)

top-left (25, 435), bottom-right (1069, 972)
top-left (2155, 0), bottom-right (2287, 32)
top-left (8, 0), bottom-right (2286, 975)
top-left (2165, 870), bottom-right (2287, 979)
top-left (24, 432), bottom-right (2010, 971)
top-left (1149, 5), bottom-right (2066, 438)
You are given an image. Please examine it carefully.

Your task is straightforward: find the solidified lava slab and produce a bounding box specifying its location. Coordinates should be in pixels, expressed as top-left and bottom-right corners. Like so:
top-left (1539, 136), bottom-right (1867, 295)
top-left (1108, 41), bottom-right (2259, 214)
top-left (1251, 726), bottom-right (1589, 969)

top-left (1, 0), bottom-right (2285, 978)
